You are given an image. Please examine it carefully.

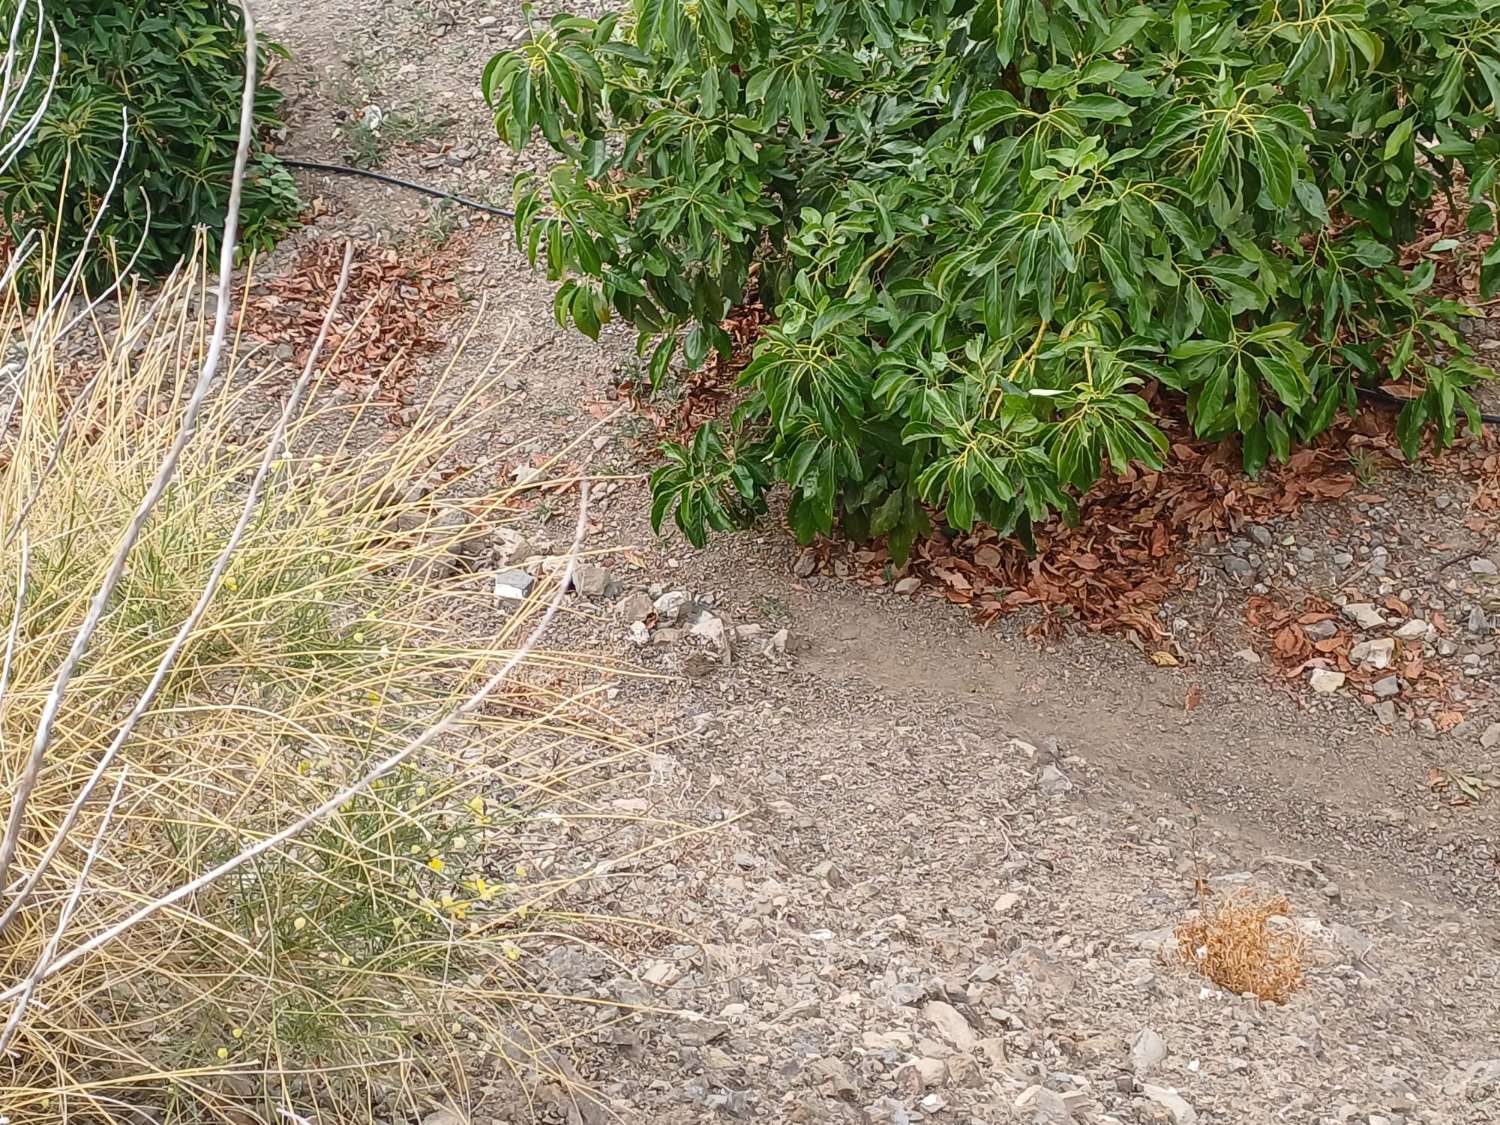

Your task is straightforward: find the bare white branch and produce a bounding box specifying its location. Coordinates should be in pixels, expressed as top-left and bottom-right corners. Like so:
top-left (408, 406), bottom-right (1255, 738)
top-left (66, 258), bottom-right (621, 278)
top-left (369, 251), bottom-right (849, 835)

top-left (0, 769), bottom-right (128, 1051)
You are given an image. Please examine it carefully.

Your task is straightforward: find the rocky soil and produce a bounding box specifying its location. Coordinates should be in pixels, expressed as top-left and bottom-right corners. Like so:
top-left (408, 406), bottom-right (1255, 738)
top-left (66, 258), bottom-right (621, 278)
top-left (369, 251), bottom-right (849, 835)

top-left (254, 3), bottom-right (1500, 1123)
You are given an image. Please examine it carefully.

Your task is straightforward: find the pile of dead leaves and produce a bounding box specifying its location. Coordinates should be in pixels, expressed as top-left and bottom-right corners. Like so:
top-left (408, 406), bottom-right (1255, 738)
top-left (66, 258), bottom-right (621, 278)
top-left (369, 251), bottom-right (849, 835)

top-left (240, 239), bottom-right (466, 415)
top-left (822, 420), bottom-right (1360, 643)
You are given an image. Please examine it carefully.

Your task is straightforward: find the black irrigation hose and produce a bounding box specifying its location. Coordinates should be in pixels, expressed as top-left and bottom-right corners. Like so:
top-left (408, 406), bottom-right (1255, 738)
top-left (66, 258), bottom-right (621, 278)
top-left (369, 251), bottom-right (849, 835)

top-left (1358, 385), bottom-right (1500, 427)
top-left (281, 155), bottom-right (1500, 429)
top-left (280, 157), bottom-right (516, 218)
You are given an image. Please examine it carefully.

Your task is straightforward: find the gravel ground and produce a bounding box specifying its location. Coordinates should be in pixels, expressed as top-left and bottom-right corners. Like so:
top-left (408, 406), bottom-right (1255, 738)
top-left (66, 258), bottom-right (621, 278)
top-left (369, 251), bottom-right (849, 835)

top-left (254, 3), bottom-right (1500, 1123)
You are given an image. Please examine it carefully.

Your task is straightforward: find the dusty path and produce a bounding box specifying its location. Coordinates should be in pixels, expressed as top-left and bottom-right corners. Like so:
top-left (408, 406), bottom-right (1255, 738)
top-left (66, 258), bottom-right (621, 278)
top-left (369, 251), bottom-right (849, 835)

top-left (256, 3), bottom-right (1500, 1122)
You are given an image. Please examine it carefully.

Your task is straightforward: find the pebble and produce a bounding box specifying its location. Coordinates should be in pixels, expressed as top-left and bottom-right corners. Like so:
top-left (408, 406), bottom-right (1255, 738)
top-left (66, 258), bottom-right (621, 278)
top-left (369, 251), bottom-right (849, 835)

top-left (572, 563), bottom-right (617, 598)
top-left (1233, 648), bottom-right (1261, 665)
top-left (1304, 620), bottom-right (1339, 641)
top-left (1482, 723), bottom-right (1500, 749)
top-left (1223, 557), bottom-right (1255, 578)
top-left (1371, 675), bottom-right (1401, 699)
top-left (1309, 668), bottom-right (1346, 694)
top-left (1131, 1028), bottom-right (1168, 1075)
top-left (653, 590), bottom-right (691, 625)
top-left (616, 591), bottom-right (655, 623)
top-left (493, 569), bottom-right (535, 601)
top-left (1468, 606), bottom-right (1492, 636)
top-left (1141, 1084), bottom-right (1198, 1124)
top-left (792, 551), bottom-right (818, 578)
top-left (1031, 1088), bottom-right (1073, 1124)
top-left (1394, 619), bottom-right (1428, 640)
top-left (1342, 603), bottom-right (1386, 629)
top-left (1038, 763), bottom-right (1073, 796)
top-left (1248, 525), bottom-right (1273, 547)
top-left (1351, 638), bottom-right (1395, 669)
top-left (1471, 557), bottom-right (1499, 575)
top-left (894, 576), bottom-right (922, 595)
top-left (1297, 547), bottom-right (1317, 563)
top-left (923, 1000), bottom-right (977, 1051)
top-left (1374, 701), bottom-right (1397, 726)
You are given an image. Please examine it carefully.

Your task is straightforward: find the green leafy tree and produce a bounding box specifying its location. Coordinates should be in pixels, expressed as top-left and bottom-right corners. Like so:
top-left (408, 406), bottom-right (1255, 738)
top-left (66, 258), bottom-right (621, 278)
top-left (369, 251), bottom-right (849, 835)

top-left (0, 0), bottom-right (300, 289)
top-left (486, 0), bottom-right (1500, 557)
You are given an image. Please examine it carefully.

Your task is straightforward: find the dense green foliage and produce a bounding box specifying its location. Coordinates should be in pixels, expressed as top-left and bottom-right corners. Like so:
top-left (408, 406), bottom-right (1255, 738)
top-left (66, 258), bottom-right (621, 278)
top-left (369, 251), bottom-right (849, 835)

top-left (0, 0), bottom-right (300, 288)
top-left (486, 0), bottom-right (1500, 556)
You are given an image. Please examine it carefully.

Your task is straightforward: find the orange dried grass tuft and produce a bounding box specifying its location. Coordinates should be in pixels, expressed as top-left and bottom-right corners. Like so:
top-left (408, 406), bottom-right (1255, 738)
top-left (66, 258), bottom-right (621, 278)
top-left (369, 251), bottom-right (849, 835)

top-left (1175, 891), bottom-right (1308, 1003)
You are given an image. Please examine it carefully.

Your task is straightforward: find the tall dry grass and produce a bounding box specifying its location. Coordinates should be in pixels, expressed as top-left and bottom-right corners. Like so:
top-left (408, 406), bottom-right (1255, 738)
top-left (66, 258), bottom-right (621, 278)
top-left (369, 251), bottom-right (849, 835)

top-left (0, 5), bottom-right (654, 1121)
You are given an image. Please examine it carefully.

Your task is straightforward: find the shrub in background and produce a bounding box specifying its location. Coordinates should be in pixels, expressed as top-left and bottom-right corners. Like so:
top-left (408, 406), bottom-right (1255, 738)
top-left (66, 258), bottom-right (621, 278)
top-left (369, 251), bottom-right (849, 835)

top-left (0, 0), bottom-right (300, 287)
top-left (486, 0), bottom-right (1500, 558)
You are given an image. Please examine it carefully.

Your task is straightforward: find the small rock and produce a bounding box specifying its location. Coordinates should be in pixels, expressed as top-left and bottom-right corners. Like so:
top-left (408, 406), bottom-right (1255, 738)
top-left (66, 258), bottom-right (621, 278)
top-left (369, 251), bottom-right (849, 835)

top-left (572, 563), bottom-right (617, 598)
top-left (1374, 700), bottom-right (1397, 725)
top-left (893, 576), bottom-right (922, 595)
top-left (1471, 557), bottom-right (1499, 575)
top-left (1468, 606), bottom-right (1491, 636)
top-left (1342, 603), bottom-right (1386, 629)
top-left (1032, 1088), bottom-right (1074, 1124)
top-left (627, 621), bottom-right (651, 646)
top-left (1037, 763), bottom-right (1073, 796)
top-left (678, 1018), bottom-right (730, 1046)
top-left (810, 859), bottom-right (848, 887)
top-left (1370, 674), bottom-right (1400, 699)
top-left (1248, 525), bottom-right (1274, 547)
top-left (1141, 1084), bottom-right (1198, 1125)
top-left (862, 1030), bottom-right (914, 1051)
top-left (1223, 556), bottom-right (1255, 578)
top-left (1297, 547), bottom-right (1317, 563)
top-left (690, 610), bottom-right (729, 650)
top-left (616, 591), bottom-right (655, 623)
top-left (792, 551), bottom-right (818, 578)
top-left (864, 1098), bottom-right (912, 1125)
top-left (422, 1111), bottom-right (467, 1125)
top-left (493, 569), bottom-right (535, 601)
top-left (923, 1000), bottom-right (977, 1051)
top-left (1395, 619), bottom-right (1429, 640)
top-left (1233, 648), bottom-right (1261, 665)
top-left (763, 628), bottom-right (790, 657)
top-left (1309, 668), bottom-right (1346, 694)
top-left (1351, 637), bottom-right (1396, 669)
top-left (899, 1057), bottom-right (947, 1090)
top-left (1304, 619), bottom-right (1339, 641)
top-left (994, 892), bottom-right (1021, 914)
top-left (1130, 1028), bottom-right (1168, 1075)
top-left (1483, 723), bottom-right (1500, 749)
top-left (653, 590), bottom-right (691, 625)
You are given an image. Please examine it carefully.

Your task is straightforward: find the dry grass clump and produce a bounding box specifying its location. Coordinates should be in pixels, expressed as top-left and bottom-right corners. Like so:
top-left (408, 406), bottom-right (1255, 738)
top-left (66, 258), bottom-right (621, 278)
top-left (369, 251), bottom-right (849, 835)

top-left (0, 246), bottom-right (647, 1122)
top-left (0, 10), bottom-right (658, 1119)
top-left (1175, 891), bottom-right (1308, 1003)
